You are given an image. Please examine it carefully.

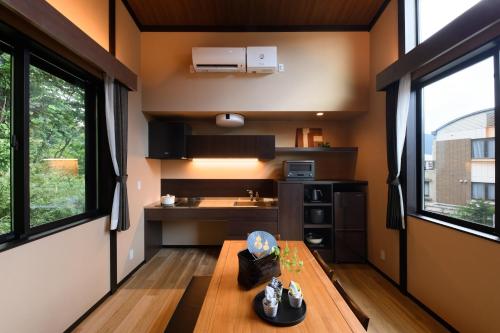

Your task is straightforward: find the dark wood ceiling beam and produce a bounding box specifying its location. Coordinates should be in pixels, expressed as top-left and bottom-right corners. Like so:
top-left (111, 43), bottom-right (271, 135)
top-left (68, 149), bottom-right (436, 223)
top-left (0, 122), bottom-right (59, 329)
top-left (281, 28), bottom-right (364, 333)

top-left (376, 0), bottom-right (500, 91)
top-left (1, 0), bottom-right (137, 90)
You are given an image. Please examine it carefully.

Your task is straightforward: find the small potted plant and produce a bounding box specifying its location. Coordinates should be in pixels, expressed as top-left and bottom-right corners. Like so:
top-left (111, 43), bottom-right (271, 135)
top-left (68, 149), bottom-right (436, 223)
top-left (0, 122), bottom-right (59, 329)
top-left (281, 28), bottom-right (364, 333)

top-left (288, 281), bottom-right (303, 308)
top-left (271, 242), bottom-right (305, 308)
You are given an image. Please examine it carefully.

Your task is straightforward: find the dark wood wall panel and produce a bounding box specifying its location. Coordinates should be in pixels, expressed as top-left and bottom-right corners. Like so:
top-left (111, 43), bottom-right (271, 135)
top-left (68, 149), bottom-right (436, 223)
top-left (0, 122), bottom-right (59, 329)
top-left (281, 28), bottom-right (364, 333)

top-left (161, 179), bottom-right (276, 197)
top-left (124, 0), bottom-right (387, 31)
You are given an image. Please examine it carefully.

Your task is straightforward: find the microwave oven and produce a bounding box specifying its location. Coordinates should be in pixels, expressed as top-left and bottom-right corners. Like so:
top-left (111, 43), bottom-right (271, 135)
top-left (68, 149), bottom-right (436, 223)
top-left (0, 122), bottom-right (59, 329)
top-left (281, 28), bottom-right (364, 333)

top-left (283, 160), bottom-right (315, 180)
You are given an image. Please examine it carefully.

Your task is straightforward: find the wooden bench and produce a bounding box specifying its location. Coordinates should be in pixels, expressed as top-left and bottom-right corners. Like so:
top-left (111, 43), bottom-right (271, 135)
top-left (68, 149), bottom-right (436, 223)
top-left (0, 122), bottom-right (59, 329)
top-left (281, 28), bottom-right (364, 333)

top-left (164, 275), bottom-right (212, 333)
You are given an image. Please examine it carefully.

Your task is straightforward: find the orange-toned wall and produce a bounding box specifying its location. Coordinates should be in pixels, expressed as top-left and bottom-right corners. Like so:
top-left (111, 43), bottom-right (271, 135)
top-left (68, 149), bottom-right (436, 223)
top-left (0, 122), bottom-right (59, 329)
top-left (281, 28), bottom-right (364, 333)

top-left (141, 32), bottom-right (369, 113)
top-left (115, 0), bottom-right (161, 283)
top-left (45, 0), bottom-right (109, 51)
top-left (407, 217), bottom-right (500, 332)
top-left (348, 0), bottom-right (400, 282)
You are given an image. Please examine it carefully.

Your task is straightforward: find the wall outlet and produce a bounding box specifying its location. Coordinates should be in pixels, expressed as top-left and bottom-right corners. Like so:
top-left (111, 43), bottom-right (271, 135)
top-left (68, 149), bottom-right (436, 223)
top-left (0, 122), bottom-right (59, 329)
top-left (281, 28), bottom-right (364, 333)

top-left (129, 249), bottom-right (134, 261)
top-left (380, 249), bottom-right (386, 261)
top-left (278, 63), bottom-right (285, 72)
top-left (137, 180), bottom-right (142, 191)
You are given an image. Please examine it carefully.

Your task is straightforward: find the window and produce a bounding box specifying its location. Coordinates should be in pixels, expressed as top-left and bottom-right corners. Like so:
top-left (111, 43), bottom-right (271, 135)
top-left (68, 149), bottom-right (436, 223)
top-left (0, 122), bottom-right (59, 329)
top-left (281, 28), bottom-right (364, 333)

top-left (418, 52), bottom-right (498, 233)
top-left (0, 49), bottom-right (12, 237)
top-left (472, 138), bottom-right (495, 159)
top-left (417, 0), bottom-right (482, 43)
top-left (0, 24), bottom-right (100, 244)
top-left (424, 181), bottom-right (430, 197)
top-left (472, 183), bottom-right (495, 201)
top-left (29, 64), bottom-right (87, 227)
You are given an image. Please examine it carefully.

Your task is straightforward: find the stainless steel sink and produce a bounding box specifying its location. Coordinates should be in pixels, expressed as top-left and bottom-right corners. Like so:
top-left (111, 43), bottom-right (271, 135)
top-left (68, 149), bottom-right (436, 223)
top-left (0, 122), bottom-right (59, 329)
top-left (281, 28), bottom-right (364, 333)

top-left (233, 200), bottom-right (275, 207)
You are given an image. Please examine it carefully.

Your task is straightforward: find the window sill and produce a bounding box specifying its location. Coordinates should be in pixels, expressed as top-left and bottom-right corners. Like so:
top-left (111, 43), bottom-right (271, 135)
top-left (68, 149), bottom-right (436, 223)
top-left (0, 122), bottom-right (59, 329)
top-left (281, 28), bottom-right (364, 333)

top-left (0, 213), bottom-right (109, 254)
top-left (407, 213), bottom-right (500, 243)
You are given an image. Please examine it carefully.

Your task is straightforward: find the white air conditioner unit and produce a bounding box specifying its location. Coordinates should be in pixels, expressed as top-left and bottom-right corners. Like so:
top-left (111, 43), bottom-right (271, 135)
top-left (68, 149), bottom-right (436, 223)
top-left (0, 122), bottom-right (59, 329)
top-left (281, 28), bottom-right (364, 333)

top-left (192, 47), bottom-right (246, 73)
top-left (246, 46), bottom-right (277, 73)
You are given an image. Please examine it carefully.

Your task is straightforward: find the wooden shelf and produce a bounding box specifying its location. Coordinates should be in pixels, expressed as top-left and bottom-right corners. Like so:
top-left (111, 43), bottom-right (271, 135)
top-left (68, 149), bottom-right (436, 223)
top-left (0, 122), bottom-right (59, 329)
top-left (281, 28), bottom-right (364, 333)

top-left (304, 224), bottom-right (333, 229)
top-left (275, 147), bottom-right (358, 154)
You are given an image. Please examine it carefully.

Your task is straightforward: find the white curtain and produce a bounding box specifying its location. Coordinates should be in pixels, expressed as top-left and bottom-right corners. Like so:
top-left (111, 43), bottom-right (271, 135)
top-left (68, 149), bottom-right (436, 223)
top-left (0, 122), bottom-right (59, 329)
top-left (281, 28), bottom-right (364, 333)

top-left (104, 75), bottom-right (120, 230)
top-left (395, 73), bottom-right (412, 227)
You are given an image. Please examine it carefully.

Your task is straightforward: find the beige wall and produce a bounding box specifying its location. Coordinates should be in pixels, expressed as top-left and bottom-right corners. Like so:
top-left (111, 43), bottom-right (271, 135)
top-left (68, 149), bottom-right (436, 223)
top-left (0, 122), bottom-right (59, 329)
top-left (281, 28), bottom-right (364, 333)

top-left (0, 217), bottom-right (110, 333)
top-left (116, 0), bottom-right (162, 282)
top-left (161, 119), bottom-right (356, 180)
top-left (348, 0), bottom-right (400, 282)
top-left (45, 0), bottom-right (109, 51)
top-left (407, 217), bottom-right (500, 333)
top-left (141, 32), bottom-right (369, 113)
top-left (0, 3), bottom-right (161, 332)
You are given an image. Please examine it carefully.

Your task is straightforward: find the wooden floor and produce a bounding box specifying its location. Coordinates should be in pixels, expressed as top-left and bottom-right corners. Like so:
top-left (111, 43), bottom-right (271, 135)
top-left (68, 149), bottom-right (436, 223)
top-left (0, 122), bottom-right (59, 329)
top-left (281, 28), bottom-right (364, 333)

top-left (74, 247), bottom-right (220, 333)
top-left (75, 248), bottom-right (449, 333)
top-left (335, 265), bottom-right (449, 333)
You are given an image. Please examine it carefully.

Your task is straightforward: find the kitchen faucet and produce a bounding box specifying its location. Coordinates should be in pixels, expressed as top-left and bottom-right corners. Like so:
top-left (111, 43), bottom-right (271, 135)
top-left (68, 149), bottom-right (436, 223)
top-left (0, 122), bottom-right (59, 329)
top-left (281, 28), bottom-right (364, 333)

top-left (246, 189), bottom-right (260, 201)
top-left (246, 189), bottom-right (255, 201)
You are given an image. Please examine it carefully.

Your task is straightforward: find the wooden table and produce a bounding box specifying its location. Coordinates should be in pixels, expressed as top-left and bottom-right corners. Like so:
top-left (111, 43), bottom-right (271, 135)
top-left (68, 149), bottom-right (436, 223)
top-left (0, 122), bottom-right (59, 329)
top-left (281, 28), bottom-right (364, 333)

top-left (194, 240), bottom-right (366, 332)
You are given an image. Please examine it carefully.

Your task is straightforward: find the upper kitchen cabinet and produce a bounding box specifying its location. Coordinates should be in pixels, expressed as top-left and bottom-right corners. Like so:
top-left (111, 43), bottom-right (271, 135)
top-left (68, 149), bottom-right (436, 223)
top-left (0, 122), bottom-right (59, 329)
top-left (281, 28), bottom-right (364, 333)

top-left (187, 135), bottom-right (275, 160)
top-left (148, 121), bottom-right (192, 159)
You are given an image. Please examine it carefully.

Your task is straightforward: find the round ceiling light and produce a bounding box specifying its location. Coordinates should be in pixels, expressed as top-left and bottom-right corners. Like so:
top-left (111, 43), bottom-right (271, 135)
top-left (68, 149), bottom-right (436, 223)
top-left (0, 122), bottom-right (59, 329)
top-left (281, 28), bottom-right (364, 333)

top-left (216, 113), bottom-right (245, 127)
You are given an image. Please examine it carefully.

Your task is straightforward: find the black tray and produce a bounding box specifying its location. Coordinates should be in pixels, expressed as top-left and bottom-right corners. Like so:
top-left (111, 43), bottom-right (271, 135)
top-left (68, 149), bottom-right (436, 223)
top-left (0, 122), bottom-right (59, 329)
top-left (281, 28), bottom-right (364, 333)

top-left (253, 288), bottom-right (306, 327)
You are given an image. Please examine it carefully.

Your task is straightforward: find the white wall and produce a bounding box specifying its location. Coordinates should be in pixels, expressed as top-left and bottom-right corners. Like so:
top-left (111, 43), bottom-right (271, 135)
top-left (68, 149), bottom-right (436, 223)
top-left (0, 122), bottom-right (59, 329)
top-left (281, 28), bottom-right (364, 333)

top-left (0, 217), bottom-right (110, 332)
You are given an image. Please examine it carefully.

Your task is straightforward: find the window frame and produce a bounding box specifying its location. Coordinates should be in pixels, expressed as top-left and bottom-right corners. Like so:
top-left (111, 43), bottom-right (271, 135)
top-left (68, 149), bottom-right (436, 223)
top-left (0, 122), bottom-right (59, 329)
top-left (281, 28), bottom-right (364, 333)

top-left (0, 22), bottom-right (102, 244)
top-left (413, 46), bottom-right (499, 236)
top-left (471, 138), bottom-right (495, 159)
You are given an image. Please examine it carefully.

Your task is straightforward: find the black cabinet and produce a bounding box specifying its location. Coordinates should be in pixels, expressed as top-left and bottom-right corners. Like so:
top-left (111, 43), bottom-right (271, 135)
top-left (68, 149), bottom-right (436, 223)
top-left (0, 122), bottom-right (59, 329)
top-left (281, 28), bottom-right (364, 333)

top-left (187, 135), bottom-right (275, 160)
top-left (148, 121), bottom-right (191, 159)
top-left (334, 192), bottom-right (366, 263)
top-left (278, 183), bottom-right (303, 240)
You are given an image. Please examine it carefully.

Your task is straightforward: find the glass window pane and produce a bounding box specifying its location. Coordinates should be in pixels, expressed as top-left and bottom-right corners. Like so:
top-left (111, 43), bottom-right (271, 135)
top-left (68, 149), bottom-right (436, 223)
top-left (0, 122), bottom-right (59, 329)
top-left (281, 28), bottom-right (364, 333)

top-left (472, 140), bottom-right (484, 158)
top-left (487, 139), bottom-right (495, 158)
top-left (0, 51), bottom-right (12, 235)
top-left (472, 183), bottom-right (484, 200)
top-left (422, 57), bottom-right (495, 228)
top-left (29, 64), bottom-right (86, 227)
top-left (418, 0), bottom-right (482, 43)
top-left (487, 183), bottom-right (495, 201)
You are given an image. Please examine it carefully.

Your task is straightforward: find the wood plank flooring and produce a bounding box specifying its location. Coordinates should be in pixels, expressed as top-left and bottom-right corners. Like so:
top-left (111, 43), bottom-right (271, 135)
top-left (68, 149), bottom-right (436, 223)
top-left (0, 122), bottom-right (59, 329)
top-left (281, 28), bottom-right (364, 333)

top-left (74, 247), bottom-right (220, 333)
top-left (74, 248), bottom-right (448, 333)
top-left (334, 264), bottom-right (449, 333)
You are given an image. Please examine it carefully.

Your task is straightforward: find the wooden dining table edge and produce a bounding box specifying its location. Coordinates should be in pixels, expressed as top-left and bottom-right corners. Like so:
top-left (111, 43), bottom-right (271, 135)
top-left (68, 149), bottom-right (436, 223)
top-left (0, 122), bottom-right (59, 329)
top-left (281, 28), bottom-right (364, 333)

top-left (302, 243), bottom-right (366, 332)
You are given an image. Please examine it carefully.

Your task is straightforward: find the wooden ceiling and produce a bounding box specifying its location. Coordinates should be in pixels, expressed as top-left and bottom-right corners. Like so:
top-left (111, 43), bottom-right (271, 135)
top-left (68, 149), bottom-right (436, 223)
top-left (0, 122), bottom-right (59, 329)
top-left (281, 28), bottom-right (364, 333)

top-left (122, 0), bottom-right (389, 32)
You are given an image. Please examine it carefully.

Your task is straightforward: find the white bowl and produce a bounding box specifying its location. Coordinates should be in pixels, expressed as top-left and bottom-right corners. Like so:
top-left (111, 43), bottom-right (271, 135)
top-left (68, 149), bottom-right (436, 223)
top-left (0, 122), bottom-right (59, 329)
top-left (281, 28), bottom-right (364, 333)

top-left (305, 234), bottom-right (324, 245)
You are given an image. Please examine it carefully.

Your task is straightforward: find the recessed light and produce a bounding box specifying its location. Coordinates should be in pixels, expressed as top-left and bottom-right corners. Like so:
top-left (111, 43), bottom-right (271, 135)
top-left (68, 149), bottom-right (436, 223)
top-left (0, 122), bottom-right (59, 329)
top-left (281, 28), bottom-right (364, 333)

top-left (316, 112), bottom-right (324, 116)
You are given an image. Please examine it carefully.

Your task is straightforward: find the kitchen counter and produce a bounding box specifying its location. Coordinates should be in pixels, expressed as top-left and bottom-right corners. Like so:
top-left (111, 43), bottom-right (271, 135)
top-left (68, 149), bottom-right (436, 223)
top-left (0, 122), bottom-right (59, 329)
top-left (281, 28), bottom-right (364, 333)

top-left (144, 197), bottom-right (279, 260)
top-left (145, 197), bottom-right (278, 209)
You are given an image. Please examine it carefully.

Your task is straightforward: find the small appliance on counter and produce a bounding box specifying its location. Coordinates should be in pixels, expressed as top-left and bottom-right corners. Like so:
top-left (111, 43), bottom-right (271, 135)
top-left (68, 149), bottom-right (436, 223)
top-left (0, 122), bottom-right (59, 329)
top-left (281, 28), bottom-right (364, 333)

top-left (283, 160), bottom-right (315, 181)
top-left (161, 194), bottom-right (175, 206)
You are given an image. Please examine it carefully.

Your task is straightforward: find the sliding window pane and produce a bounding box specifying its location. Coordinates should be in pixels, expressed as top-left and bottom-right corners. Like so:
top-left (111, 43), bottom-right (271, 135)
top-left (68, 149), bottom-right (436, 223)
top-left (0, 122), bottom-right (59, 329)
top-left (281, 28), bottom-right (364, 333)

top-left (0, 51), bottom-right (12, 235)
top-left (422, 57), bottom-right (495, 227)
top-left (418, 0), bottom-right (481, 43)
top-left (29, 64), bottom-right (86, 227)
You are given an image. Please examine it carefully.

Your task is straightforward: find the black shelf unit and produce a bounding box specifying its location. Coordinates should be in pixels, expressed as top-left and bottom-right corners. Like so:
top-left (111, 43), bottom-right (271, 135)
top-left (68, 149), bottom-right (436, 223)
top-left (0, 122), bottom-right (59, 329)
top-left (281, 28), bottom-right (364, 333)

top-left (303, 183), bottom-right (334, 261)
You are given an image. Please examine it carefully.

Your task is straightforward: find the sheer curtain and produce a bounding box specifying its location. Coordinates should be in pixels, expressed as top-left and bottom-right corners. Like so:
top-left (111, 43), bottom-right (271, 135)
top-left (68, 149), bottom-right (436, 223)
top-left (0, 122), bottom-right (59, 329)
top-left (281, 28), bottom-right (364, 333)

top-left (104, 75), bottom-right (130, 231)
top-left (386, 73), bottom-right (411, 230)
